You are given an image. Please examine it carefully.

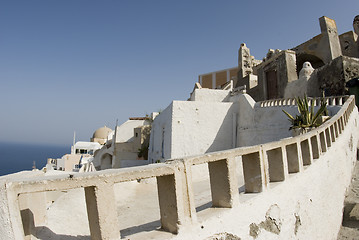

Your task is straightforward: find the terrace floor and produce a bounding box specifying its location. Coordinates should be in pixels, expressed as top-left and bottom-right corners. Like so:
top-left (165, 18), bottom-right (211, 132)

top-left (33, 163), bottom-right (245, 240)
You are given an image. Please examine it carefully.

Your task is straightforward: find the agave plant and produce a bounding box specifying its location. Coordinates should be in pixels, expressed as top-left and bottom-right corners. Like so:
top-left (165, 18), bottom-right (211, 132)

top-left (282, 95), bottom-right (328, 130)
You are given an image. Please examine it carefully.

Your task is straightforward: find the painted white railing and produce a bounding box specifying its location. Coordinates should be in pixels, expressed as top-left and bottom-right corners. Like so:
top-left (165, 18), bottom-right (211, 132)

top-left (259, 96), bottom-right (347, 107)
top-left (2, 95), bottom-right (356, 240)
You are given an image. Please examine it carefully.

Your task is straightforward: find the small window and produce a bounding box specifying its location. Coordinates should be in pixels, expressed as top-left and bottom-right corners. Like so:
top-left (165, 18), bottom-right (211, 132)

top-left (80, 149), bottom-right (87, 154)
top-left (135, 133), bottom-right (138, 137)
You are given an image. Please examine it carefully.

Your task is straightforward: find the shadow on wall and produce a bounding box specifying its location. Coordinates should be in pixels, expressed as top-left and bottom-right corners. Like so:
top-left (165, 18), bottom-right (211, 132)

top-left (101, 153), bottom-right (112, 170)
top-left (206, 103), bottom-right (238, 154)
top-left (20, 207), bottom-right (90, 239)
top-left (34, 226), bottom-right (90, 240)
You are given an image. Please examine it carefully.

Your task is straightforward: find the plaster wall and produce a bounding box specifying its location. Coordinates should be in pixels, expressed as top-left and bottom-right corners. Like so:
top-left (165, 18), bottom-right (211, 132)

top-left (0, 97), bottom-right (355, 240)
top-left (93, 120), bottom-right (149, 168)
top-left (148, 103), bottom-right (173, 162)
top-left (237, 103), bottom-right (341, 147)
top-left (190, 88), bottom-right (230, 102)
top-left (120, 160), bottom-right (149, 168)
top-left (0, 180), bottom-right (17, 239)
top-left (19, 192), bottom-right (46, 226)
top-left (0, 171), bottom-right (45, 240)
top-left (170, 101), bottom-right (234, 159)
top-left (62, 154), bottom-right (84, 172)
top-left (56, 158), bottom-right (64, 170)
top-left (149, 100), bottom-right (236, 161)
top-left (237, 104), bottom-right (293, 147)
top-left (150, 92), bottom-right (345, 163)
top-left (113, 148), bottom-right (138, 161)
top-left (115, 120), bottom-right (147, 143)
top-left (172, 107), bottom-right (359, 240)
top-left (92, 145), bottom-right (112, 169)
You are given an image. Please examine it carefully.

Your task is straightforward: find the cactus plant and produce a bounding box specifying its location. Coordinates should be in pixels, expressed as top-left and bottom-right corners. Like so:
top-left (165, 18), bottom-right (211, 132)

top-left (282, 95), bottom-right (328, 130)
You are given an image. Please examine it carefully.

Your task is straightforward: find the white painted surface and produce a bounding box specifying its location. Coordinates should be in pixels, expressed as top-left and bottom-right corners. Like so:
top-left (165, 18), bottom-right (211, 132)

top-left (149, 100), bottom-right (235, 161)
top-left (284, 62), bottom-right (315, 98)
top-left (171, 101), bottom-right (234, 159)
top-left (74, 141), bottom-right (101, 150)
top-left (15, 108), bottom-right (358, 240)
top-left (173, 111), bottom-right (358, 240)
top-left (148, 103), bottom-right (173, 163)
top-left (151, 92), bottom-right (345, 162)
top-left (237, 101), bottom-right (342, 147)
top-left (0, 98), bottom-right (357, 240)
top-left (121, 160), bottom-right (149, 168)
top-left (92, 119), bottom-right (149, 168)
top-left (115, 120), bottom-right (148, 143)
top-left (190, 88), bottom-right (230, 102)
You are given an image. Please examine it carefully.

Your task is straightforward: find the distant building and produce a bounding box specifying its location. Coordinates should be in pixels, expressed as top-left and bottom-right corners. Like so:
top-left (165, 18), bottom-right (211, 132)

top-left (93, 117), bottom-right (153, 170)
top-left (90, 126), bottom-right (113, 145)
top-left (46, 128), bottom-right (107, 172)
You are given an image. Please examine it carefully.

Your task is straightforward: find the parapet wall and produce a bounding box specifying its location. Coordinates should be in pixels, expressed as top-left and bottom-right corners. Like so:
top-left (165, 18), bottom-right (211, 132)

top-left (0, 96), bottom-right (358, 240)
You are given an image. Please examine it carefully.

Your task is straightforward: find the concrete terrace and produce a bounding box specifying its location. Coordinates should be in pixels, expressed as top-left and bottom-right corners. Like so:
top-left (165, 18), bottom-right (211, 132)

top-left (0, 95), bottom-right (358, 240)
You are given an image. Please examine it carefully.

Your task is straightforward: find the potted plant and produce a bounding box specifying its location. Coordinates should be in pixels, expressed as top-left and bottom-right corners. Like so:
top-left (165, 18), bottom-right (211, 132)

top-left (282, 95), bottom-right (328, 136)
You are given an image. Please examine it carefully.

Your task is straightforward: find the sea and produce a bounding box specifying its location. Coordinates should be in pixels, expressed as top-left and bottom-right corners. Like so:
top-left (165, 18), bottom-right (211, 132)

top-left (0, 142), bottom-right (69, 176)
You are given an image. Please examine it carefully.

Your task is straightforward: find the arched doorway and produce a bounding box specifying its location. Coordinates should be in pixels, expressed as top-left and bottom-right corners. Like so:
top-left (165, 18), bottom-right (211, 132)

top-left (295, 53), bottom-right (325, 77)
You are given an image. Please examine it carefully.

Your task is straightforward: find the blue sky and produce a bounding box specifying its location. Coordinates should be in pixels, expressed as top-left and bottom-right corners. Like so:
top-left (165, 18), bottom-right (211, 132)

top-left (0, 1), bottom-right (357, 146)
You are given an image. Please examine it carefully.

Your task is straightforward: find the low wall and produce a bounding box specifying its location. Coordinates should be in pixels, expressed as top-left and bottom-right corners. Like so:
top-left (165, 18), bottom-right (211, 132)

top-left (121, 159), bottom-right (149, 168)
top-left (238, 96), bottom-right (343, 147)
top-left (0, 96), bottom-right (357, 240)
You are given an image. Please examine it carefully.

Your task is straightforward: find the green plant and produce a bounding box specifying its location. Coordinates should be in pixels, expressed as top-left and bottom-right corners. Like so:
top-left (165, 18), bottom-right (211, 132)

top-left (282, 95), bottom-right (328, 130)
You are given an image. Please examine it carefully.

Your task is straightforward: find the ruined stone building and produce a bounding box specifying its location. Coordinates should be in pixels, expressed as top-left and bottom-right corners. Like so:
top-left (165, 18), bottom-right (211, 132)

top-left (199, 16), bottom-right (359, 101)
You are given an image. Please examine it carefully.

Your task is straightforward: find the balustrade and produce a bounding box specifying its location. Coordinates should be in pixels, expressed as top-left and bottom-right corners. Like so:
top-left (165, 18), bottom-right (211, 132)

top-left (3, 95), bottom-right (356, 239)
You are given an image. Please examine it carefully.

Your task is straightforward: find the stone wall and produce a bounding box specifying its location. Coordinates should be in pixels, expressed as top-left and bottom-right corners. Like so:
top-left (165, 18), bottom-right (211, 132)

top-left (307, 56), bottom-right (359, 97)
top-left (253, 50), bottom-right (297, 101)
top-left (339, 31), bottom-right (359, 58)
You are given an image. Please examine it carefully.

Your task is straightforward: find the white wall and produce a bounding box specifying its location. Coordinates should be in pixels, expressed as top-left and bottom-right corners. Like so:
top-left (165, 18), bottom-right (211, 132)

top-left (150, 89), bottom-right (236, 161)
top-left (93, 119), bottom-right (150, 168)
top-left (171, 101), bottom-right (234, 159)
top-left (121, 160), bottom-right (149, 168)
top-left (115, 120), bottom-right (148, 143)
top-left (148, 103), bottom-right (173, 163)
top-left (175, 110), bottom-right (359, 240)
top-left (149, 100), bottom-right (234, 161)
top-left (237, 101), bottom-right (343, 147)
top-left (190, 88), bottom-right (231, 102)
top-left (149, 91), bottom-right (345, 162)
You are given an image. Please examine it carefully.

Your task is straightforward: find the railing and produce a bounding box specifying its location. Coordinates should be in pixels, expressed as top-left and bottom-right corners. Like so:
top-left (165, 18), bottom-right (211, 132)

top-left (4, 95), bottom-right (357, 240)
top-left (259, 96), bottom-right (348, 107)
